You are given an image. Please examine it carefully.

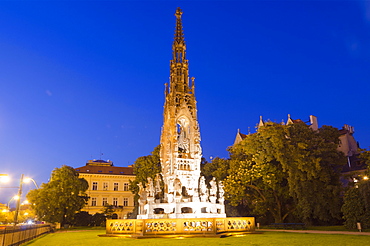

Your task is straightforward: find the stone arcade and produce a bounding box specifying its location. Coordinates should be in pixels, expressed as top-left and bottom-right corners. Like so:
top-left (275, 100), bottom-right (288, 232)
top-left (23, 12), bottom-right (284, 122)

top-left (104, 8), bottom-right (254, 238)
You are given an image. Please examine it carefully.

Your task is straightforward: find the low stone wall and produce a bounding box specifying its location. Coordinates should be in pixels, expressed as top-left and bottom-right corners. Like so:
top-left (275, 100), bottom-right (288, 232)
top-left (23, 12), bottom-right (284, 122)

top-left (106, 217), bottom-right (255, 238)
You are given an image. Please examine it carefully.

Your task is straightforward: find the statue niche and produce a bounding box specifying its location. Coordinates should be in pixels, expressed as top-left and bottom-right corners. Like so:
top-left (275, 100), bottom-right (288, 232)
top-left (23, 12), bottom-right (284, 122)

top-left (177, 117), bottom-right (190, 158)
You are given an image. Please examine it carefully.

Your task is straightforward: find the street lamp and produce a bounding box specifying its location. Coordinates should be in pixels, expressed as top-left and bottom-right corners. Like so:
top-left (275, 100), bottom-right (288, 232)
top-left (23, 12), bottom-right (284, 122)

top-left (7, 195), bottom-right (19, 209)
top-left (13, 174), bottom-right (24, 225)
top-left (0, 174), bottom-right (10, 183)
top-left (0, 173), bottom-right (38, 225)
top-left (21, 200), bottom-right (29, 206)
top-left (23, 177), bottom-right (39, 189)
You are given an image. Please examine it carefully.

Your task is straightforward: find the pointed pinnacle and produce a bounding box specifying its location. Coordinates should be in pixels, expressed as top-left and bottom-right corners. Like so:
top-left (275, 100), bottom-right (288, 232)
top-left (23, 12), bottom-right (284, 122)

top-left (175, 7), bottom-right (183, 18)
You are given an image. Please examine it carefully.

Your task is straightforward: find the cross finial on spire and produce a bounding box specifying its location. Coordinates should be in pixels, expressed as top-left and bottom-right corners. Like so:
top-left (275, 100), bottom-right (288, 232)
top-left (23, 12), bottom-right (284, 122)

top-left (174, 7), bottom-right (185, 45)
top-left (170, 7), bottom-right (189, 92)
top-left (175, 7), bottom-right (183, 19)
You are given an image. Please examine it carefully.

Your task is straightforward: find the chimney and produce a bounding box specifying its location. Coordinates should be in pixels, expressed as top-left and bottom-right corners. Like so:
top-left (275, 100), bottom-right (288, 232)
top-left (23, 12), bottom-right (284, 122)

top-left (309, 115), bottom-right (318, 131)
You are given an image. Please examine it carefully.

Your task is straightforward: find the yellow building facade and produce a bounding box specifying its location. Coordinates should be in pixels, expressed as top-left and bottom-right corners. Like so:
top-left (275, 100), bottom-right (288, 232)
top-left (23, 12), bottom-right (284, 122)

top-left (75, 160), bottom-right (135, 219)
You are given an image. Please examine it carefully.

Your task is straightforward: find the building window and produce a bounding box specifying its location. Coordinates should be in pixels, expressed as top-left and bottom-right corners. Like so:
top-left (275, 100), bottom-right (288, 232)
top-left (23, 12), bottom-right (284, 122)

top-left (123, 183), bottom-right (129, 191)
top-left (103, 182), bottom-right (108, 191)
top-left (114, 183), bottom-right (119, 191)
top-left (102, 198), bottom-right (108, 206)
top-left (123, 198), bottom-right (128, 207)
top-left (91, 198), bottom-right (97, 206)
top-left (113, 198), bottom-right (118, 206)
top-left (92, 182), bottom-right (98, 190)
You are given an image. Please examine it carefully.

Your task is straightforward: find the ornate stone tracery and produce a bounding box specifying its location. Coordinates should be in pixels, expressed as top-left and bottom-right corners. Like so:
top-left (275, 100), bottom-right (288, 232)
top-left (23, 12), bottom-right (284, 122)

top-left (137, 7), bottom-right (225, 219)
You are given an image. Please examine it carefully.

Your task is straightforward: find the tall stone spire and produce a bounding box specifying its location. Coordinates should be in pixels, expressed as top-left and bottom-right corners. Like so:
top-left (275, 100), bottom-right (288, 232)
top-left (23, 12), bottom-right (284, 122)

top-left (137, 8), bottom-right (225, 219)
top-left (160, 7), bottom-right (202, 202)
top-left (167, 7), bottom-right (192, 95)
top-left (174, 7), bottom-right (185, 48)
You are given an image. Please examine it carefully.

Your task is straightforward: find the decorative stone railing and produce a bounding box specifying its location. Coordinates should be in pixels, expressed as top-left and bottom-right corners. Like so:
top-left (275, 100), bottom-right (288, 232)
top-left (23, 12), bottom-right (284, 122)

top-left (105, 217), bottom-right (255, 238)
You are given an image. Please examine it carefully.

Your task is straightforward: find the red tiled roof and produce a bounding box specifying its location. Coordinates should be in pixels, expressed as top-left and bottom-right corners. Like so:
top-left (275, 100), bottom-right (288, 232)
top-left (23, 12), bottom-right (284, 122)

top-left (239, 132), bottom-right (248, 139)
top-left (291, 119), bottom-right (304, 123)
top-left (75, 165), bottom-right (134, 175)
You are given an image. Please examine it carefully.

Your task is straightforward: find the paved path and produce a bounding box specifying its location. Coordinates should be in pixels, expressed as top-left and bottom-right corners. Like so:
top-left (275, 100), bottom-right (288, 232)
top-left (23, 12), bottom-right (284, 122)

top-left (258, 229), bottom-right (370, 236)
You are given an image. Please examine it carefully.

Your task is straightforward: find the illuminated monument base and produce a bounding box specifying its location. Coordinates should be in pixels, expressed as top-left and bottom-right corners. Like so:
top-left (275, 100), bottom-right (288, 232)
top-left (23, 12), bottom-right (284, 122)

top-left (102, 177), bottom-right (257, 238)
top-left (103, 178), bottom-right (255, 237)
top-left (105, 217), bottom-right (255, 238)
top-left (137, 200), bottom-right (226, 219)
top-left (136, 177), bottom-right (227, 220)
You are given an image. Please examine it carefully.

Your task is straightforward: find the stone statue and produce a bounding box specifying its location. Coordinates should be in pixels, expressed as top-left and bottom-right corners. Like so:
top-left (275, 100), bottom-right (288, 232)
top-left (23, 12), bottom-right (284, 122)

top-left (137, 182), bottom-right (147, 214)
top-left (177, 118), bottom-right (190, 153)
top-left (155, 173), bottom-right (162, 194)
top-left (167, 177), bottom-right (174, 193)
top-left (146, 177), bottom-right (155, 197)
top-left (209, 177), bottom-right (217, 196)
top-left (199, 176), bottom-right (207, 195)
top-left (174, 177), bottom-right (182, 196)
top-left (199, 176), bottom-right (208, 202)
top-left (218, 181), bottom-right (224, 199)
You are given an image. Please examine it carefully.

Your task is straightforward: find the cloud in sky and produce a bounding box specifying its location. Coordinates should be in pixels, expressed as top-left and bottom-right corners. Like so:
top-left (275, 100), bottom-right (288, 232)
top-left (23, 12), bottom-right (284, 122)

top-left (45, 90), bottom-right (52, 96)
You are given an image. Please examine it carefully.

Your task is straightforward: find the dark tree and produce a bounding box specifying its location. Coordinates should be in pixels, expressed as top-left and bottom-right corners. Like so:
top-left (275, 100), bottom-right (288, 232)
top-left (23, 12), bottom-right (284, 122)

top-left (224, 122), bottom-right (346, 224)
top-left (129, 145), bottom-right (161, 218)
top-left (27, 165), bottom-right (89, 227)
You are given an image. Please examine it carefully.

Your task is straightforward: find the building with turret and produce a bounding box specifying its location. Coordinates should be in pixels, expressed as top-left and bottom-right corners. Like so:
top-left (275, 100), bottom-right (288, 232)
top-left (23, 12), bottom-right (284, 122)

top-left (234, 114), bottom-right (360, 170)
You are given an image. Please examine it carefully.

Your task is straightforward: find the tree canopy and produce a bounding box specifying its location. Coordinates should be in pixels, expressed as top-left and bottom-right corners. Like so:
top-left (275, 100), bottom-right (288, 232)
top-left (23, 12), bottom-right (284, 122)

top-left (202, 157), bottom-right (229, 181)
top-left (217, 122), bottom-right (346, 224)
top-left (129, 145), bottom-right (161, 217)
top-left (27, 165), bottom-right (88, 227)
top-left (342, 149), bottom-right (370, 229)
top-left (342, 182), bottom-right (370, 229)
top-left (129, 145), bottom-right (161, 193)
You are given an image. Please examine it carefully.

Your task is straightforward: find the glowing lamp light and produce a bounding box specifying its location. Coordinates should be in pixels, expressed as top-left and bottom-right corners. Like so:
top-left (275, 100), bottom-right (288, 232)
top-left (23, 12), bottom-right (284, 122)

top-left (23, 177), bottom-right (39, 189)
top-left (363, 176), bottom-right (369, 181)
top-left (0, 174), bottom-right (10, 183)
top-left (21, 200), bottom-right (29, 206)
top-left (23, 177), bottom-right (32, 183)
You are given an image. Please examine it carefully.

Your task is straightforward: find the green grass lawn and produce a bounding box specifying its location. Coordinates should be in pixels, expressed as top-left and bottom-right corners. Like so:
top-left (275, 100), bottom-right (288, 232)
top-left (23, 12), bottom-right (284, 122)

top-left (23, 230), bottom-right (370, 246)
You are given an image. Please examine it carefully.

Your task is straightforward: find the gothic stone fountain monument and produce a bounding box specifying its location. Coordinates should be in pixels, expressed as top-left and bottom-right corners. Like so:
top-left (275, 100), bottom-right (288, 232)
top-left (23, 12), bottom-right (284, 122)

top-left (105, 8), bottom-right (254, 238)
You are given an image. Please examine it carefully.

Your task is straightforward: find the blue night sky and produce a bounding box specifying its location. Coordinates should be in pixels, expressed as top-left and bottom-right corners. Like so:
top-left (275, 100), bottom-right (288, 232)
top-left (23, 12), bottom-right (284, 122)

top-left (1, 1), bottom-right (369, 203)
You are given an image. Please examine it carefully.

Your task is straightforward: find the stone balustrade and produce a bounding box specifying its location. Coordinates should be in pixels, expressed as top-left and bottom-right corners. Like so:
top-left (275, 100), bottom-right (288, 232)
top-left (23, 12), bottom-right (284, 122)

top-left (105, 217), bottom-right (255, 238)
